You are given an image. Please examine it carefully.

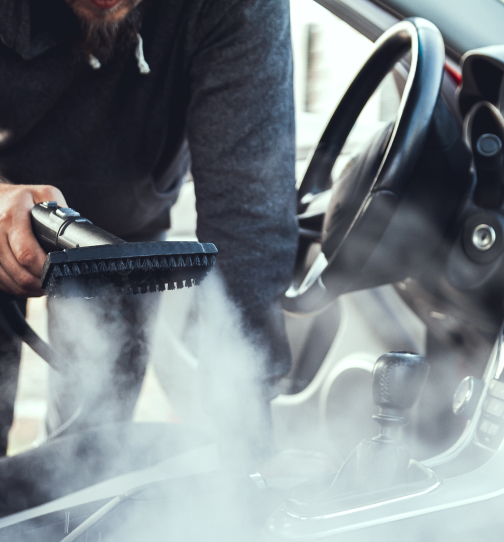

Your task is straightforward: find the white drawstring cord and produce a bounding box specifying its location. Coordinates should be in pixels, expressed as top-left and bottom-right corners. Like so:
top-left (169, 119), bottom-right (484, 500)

top-left (87, 33), bottom-right (150, 74)
top-left (135, 33), bottom-right (151, 74)
top-left (88, 54), bottom-right (102, 70)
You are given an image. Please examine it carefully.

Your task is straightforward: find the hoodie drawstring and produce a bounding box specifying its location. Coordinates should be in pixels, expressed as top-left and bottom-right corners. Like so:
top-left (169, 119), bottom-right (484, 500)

top-left (88, 54), bottom-right (101, 70)
top-left (135, 33), bottom-right (151, 74)
top-left (87, 33), bottom-right (150, 75)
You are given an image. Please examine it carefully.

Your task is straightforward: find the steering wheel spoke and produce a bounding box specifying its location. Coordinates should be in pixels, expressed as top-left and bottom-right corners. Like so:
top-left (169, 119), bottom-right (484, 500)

top-left (297, 189), bottom-right (333, 242)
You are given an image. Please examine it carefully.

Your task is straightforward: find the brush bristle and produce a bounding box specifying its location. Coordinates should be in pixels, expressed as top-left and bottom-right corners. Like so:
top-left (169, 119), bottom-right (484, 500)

top-left (44, 253), bottom-right (217, 299)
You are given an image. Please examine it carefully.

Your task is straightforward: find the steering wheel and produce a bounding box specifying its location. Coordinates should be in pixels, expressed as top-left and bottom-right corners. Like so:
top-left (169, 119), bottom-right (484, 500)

top-left (283, 18), bottom-right (445, 314)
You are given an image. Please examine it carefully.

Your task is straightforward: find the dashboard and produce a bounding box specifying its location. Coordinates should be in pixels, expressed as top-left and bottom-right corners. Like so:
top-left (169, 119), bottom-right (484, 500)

top-left (394, 48), bottom-right (504, 372)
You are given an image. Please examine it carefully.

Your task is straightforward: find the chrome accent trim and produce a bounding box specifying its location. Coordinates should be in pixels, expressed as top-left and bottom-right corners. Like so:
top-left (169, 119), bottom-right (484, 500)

top-left (285, 479), bottom-right (441, 521)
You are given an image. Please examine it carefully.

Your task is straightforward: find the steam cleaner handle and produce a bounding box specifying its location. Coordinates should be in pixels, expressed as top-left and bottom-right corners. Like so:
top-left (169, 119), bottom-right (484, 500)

top-left (31, 202), bottom-right (126, 253)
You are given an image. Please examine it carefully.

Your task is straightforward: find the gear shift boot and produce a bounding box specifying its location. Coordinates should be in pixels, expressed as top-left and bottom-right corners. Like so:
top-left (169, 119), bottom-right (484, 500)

top-left (331, 438), bottom-right (411, 495)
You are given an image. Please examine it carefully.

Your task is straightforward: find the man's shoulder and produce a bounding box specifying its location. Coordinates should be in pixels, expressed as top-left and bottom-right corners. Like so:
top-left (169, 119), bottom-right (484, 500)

top-left (201, 0), bottom-right (289, 18)
top-left (149, 0), bottom-right (289, 35)
top-left (186, 0), bottom-right (290, 42)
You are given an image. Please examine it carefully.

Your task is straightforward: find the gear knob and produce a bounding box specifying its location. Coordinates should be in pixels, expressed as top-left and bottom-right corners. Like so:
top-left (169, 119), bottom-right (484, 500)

top-left (372, 351), bottom-right (429, 412)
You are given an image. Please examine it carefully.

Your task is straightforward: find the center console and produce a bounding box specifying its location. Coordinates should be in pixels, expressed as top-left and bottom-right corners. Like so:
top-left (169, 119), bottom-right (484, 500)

top-left (263, 329), bottom-right (504, 541)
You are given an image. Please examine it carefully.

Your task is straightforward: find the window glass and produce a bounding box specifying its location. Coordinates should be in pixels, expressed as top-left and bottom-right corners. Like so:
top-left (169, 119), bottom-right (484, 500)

top-left (291, 0), bottom-right (402, 179)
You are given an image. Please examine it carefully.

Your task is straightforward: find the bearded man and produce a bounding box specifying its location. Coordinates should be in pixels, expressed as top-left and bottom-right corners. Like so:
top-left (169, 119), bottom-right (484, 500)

top-left (0, 0), bottom-right (297, 468)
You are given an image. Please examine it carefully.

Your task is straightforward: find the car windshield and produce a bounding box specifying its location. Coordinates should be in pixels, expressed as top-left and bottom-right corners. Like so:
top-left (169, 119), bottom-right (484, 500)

top-left (378, 0), bottom-right (504, 57)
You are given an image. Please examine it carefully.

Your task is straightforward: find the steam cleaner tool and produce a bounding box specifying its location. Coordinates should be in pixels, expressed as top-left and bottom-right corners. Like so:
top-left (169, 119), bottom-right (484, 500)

top-left (31, 202), bottom-right (217, 298)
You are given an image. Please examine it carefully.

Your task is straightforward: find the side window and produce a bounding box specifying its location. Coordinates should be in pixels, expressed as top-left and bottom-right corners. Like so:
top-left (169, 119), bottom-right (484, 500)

top-left (291, 0), bottom-right (402, 177)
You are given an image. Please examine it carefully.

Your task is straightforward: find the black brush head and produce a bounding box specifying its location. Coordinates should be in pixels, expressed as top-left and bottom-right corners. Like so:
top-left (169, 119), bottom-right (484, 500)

top-left (41, 241), bottom-right (218, 299)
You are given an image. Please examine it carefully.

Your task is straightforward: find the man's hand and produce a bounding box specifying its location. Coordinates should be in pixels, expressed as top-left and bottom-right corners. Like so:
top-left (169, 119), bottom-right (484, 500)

top-left (0, 184), bottom-right (67, 297)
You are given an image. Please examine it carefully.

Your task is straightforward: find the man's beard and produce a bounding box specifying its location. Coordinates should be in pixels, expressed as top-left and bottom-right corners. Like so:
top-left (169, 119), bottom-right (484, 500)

top-left (65, 1), bottom-right (144, 65)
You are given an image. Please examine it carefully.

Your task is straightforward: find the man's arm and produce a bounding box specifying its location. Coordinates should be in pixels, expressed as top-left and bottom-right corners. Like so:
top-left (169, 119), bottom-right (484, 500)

top-left (187, 0), bottom-right (298, 388)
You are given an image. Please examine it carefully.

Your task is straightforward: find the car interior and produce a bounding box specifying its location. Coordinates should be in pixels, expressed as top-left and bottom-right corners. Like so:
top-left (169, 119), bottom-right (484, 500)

top-left (3, 0), bottom-right (504, 540)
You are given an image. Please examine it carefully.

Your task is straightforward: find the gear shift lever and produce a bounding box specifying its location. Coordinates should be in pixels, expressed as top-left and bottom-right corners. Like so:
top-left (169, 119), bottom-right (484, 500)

top-left (281, 352), bottom-right (437, 524)
top-left (328, 352), bottom-right (429, 494)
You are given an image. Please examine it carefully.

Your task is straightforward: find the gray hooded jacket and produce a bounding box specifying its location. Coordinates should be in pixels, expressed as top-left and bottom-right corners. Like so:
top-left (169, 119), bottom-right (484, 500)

top-left (0, 0), bottom-right (298, 382)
